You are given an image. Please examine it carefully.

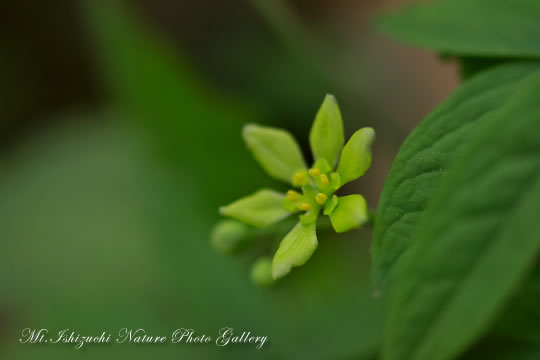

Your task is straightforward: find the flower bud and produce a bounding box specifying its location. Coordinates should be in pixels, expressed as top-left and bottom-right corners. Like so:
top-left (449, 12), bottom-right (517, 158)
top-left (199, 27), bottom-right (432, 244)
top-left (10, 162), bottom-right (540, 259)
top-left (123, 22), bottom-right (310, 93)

top-left (210, 220), bottom-right (252, 254)
top-left (250, 257), bottom-right (275, 287)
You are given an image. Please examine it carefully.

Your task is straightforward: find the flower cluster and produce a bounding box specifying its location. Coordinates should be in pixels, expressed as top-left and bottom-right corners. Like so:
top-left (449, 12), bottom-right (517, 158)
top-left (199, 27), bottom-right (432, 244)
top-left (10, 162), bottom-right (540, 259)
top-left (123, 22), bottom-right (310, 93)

top-left (212, 95), bottom-right (375, 284)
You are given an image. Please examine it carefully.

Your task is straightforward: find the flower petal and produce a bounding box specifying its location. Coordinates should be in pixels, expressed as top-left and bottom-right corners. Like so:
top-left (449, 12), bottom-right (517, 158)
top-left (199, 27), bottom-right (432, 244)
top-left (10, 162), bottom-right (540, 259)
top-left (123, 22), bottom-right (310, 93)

top-left (323, 194), bottom-right (339, 215)
top-left (220, 189), bottom-right (293, 228)
top-left (243, 124), bottom-right (306, 183)
top-left (336, 127), bottom-right (375, 187)
top-left (309, 94), bottom-right (345, 168)
top-left (272, 221), bottom-right (318, 279)
top-left (328, 195), bottom-right (368, 233)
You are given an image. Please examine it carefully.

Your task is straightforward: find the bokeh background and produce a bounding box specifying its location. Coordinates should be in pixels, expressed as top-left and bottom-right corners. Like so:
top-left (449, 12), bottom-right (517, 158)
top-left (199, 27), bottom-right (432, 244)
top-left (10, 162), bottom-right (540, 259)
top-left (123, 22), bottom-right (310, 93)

top-left (0, 0), bottom-right (458, 358)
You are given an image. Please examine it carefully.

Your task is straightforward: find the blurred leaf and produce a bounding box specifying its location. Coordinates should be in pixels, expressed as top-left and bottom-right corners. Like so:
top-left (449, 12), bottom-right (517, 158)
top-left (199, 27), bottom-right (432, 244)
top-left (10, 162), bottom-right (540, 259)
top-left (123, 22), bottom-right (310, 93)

top-left (84, 0), bottom-right (264, 208)
top-left (492, 266), bottom-right (540, 342)
top-left (0, 119), bottom-right (383, 360)
top-left (0, 123), bottom-right (189, 360)
top-left (459, 336), bottom-right (540, 360)
top-left (377, 0), bottom-right (540, 58)
top-left (372, 62), bottom-right (540, 289)
top-left (383, 70), bottom-right (540, 360)
top-left (468, 267), bottom-right (540, 360)
top-left (458, 57), bottom-right (512, 80)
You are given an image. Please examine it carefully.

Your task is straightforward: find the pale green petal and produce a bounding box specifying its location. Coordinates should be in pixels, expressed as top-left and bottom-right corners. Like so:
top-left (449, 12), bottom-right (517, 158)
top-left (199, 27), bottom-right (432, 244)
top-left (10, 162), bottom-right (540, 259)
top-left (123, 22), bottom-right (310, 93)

top-left (336, 127), bottom-right (375, 187)
top-left (323, 194), bottom-right (339, 215)
top-left (250, 257), bottom-right (275, 287)
top-left (220, 189), bottom-right (292, 228)
top-left (312, 158), bottom-right (332, 174)
top-left (272, 222), bottom-right (318, 279)
top-left (309, 94), bottom-right (345, 168)
top-left (243, 124), bottom-right (306, 183)
top-left (328, 195), bottom-right (368, 233)
top-left (298, 183), bottom-right (321, 225)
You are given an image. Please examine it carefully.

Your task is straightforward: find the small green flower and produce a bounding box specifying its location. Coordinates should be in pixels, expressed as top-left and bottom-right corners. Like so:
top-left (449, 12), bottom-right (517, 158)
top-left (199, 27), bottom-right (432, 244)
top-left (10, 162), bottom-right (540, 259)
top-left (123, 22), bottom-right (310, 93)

top-left (217, 94), bottom-right (375, 280)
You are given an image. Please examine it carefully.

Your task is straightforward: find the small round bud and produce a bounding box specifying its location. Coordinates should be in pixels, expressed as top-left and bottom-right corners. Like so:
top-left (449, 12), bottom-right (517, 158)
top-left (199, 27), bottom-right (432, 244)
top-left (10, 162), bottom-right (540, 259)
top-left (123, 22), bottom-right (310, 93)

top-left (297, 202), bottom-right (312, 211)
top-left (320, 174), bottom-right (329, 187)
top-left (287, 190), bottom-right (300, 201)
top-left (308, 168), bottom-right (321, 177)
top-left (210, 220), bottom-right (252, 254)
top-left (292, 172), bottom-right (307, 186)
top-left (315, 193), bottom-right (327, 205)
top-left (250, 257), bottom-right (275, 287)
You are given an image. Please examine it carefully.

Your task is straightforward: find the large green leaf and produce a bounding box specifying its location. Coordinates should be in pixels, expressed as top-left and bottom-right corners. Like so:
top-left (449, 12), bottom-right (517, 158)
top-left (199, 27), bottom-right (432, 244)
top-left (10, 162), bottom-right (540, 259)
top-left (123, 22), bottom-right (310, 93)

top-left (457, 267), bottom-right (540, 359)
top-left (460, 336), bottom-right (540, 360)
top-left (383, 70), bottom-right (540, 360)
top-left (377, 0), bottom-right (540, 58)
top-left (372, 62), bottom-right (540, 289)
top-left (491, 265), bottom-right (540, 342)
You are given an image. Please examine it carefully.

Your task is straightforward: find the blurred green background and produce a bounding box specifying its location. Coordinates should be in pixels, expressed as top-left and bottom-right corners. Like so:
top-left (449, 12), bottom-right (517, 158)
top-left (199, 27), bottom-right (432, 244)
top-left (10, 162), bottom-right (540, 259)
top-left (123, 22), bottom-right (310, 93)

top-left (0, 0), bottom-right (457, 358)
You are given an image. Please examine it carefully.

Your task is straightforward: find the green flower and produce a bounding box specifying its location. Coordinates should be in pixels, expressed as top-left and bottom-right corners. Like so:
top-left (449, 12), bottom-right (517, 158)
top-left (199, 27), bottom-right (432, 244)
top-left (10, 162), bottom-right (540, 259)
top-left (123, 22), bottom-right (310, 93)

top-left (217, 94), bottom-right (375, 280)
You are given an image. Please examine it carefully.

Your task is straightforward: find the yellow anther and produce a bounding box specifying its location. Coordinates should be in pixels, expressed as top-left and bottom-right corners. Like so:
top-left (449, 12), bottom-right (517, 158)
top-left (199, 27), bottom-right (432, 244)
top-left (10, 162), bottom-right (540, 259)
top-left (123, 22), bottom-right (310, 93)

top-left (297, 202), bottom-right (311, 211)
top-left (320, 174), bottom-right (329, 187)
top-left (292, 172), bottom-right (307, 186)
top-left (308, 168), bottom-right (321, 177)
top-left (287, 190), bottom-right (300, 201)
top-left (315, 193), bottom-right (327, 205)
